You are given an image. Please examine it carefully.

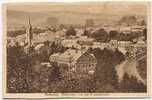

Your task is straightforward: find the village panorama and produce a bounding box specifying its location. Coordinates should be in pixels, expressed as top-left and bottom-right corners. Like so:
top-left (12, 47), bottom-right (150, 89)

top-left (6, 3), bottom-right (147, 93)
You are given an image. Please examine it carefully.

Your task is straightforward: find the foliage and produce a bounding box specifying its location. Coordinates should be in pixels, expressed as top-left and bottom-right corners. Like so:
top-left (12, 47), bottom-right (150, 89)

top-left (82, 29), bottom-right (90, 37)
top-left (113, 48), bottom-right (126, 65)
top-left (92, 48), bottom-right (119, 88)
top-left (143, 28), bottom-right (147, 40)
top-left (7, 33), bottom-right (147, 93)
top-left (66, 26), bottom-right (76, 36)
top-left (7, 28), bottom-right (46, 37)
top-left (119, 16), bottom-right (137, 25)
top-left (59, 24), bottom-right (67, 30)
top-left (91, 28), bottom-right (109, 42)
top-left (32, 28), bottom-right (46, 35)
top-left (7, 45), bottom-right (28, 93)
top-left (7, 29), bottom-right (26, 37)
top-left (109, 30), bottom-right (118, 40)
top-left (140, 20), bottom-right (146, 26)
top-left (118, 73), bottom-right (146, 92)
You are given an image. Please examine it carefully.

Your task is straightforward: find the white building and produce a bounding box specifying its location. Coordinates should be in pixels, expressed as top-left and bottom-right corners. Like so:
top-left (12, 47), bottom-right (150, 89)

top-left (119, 26), bottom-right (131, 34)
top-left (49, 49), bottom-right (97, 75)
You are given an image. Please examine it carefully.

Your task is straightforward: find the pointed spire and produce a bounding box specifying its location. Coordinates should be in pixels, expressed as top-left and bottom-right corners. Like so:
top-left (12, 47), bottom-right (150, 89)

top-left (26, 15), bottom-right (33, 50)
top-left (28, 16), bottom-right (32, 28)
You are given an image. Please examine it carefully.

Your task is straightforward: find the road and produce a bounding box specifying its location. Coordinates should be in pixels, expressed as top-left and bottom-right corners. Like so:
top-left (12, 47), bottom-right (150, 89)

top-left (115, 57), bottom-right (146, 85)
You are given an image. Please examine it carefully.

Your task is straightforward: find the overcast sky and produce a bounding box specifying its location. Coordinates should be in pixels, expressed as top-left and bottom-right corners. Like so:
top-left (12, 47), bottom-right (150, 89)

top-left (6, 2), bottom-right (148, 15)
top-left (6, 2), bottom-right (149, 28)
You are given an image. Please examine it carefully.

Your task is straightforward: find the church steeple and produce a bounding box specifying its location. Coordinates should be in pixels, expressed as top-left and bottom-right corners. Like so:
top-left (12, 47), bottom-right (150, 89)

top-left (26, 16), bottom-right (33, 48)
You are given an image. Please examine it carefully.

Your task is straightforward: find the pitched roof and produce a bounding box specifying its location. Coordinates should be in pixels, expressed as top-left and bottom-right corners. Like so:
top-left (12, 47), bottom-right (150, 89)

top-left (50, 49), bottom-right (87, 64)
top-left (34, 43), bottom-right (45, 50)
top-left (33, 32), bottom-right (54, 43)
top-left (60, 49), bottom-right (82, 61)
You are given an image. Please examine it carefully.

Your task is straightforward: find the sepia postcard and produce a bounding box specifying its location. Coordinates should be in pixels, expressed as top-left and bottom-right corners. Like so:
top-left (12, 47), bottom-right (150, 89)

top-left (2, 1), bottom-right (151, 98)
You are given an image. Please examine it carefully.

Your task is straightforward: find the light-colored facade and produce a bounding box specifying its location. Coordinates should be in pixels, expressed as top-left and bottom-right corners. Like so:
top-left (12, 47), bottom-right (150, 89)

top-left (49, 49), bottom-right (97, 75)
top-left (110, 40), bottom-right (118, 48)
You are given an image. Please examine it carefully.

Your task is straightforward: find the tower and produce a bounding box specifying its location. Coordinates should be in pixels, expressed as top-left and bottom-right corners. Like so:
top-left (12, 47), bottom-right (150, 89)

top-left (26, 16), bottom-right (33, 49)
top-left (25, 17), bottom-right (33, 89)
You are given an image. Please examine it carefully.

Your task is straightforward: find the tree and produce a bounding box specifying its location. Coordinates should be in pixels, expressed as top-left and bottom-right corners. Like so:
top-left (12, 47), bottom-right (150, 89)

top-left (66, 26), bottom-right (76, 36)
top-left (140, 20), bottom-right (146, 26)
top-left (7, 29), bottom-right (26, 37)
top-left (92, 48), bottom-right (118, 88)
top-left (119, 73), bottom-right (146, 92)
top-left (143, 28), bottom-right (147, 40)
top-left (119, 16), bottom-right (137, 26)
top-left (51, 62), bottom-right (62, 80)
top-left (82, 29), bottom-right (90, 37)
top-left (59, 24), bottom-right (66, 30)
top-left (32, 28), bottom-right (45, 35)
top-left (91, 28), bottom-right (109, 42)
top-left (7, 44), bottom-right (28, 93)
top-left (113, 48), bottom-right (125, 65)
top-left (109, 30), bottom-right (118, 40)
top-left (116, 33), bottom-right (126, 41)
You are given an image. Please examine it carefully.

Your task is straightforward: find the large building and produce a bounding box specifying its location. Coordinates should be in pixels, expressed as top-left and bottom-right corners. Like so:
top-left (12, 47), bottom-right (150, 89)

top-left (49, 49), bottom-right (97, 76)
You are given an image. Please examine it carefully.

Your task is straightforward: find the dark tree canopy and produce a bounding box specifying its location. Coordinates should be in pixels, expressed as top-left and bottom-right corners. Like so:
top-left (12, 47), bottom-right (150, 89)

top-left (109, 30), bottom-right (118, 40)
top-left (66, 26), bottom-right (76, 36)
top-left (140, 20), bottom-right (146, 26)
top-left (83, 29), bottom-right (90, 37)
top-left (59, 24), bottom-right (67, 30)
top-left (91, 28), bottom-right (109, 42)
top-left (119, 16), bottom-right (137, 25)
top-left (119, 73), bottom-right (146, 92)
top-left (91, 48), bottom-right (119, 87)
top-left (143, 28), bottom-right (147, 40)
top-left (7, 29), bottom-right (26, 37)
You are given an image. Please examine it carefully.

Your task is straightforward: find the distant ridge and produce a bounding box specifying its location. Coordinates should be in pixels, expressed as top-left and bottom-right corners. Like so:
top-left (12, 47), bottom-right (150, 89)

top-left (7, 8), bottom-right (146, 29)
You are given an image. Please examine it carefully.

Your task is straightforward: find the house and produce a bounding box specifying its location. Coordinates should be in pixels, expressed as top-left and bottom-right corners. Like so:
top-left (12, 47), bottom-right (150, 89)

top-left (110, 40), bottom-right (118, 48)
top-left (34, 43), bottom-right (45, 51)
top-left (61, 39), bottom-right (81, 49)
top-left (49, 49), bottom-right (97, 76)
top-left (75, 28), bottom-right (84, 36)
top-left (32, 30), bottom-right (63, 44)
top-left (119, 26), bottom-right (131, 34)
top-left (33, 42), bottom-right (52, 61)
top-left (77, 36), bottom-right (94, 46)
top-left (131, 25), bottom-right (144, 33)
top-left (125, 46), bottom-right (137, 59)
top-left (118, 41), bottom-right (132, 47)
top-left (136, 39), bottom-right (146, 47)
top-left (92, 42), bottom-right (101, 48)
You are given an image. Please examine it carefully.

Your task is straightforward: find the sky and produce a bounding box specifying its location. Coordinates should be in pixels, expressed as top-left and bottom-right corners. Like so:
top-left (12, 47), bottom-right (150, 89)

top-left (5, 2), bottom-right (149, 28)
top-left (6, 2), bottom-right (148, 15)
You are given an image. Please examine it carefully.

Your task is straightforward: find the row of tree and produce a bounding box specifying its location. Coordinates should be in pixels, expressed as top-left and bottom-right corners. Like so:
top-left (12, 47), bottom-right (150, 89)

top-left (82, 28), bottom-right (147, 42)
top-left (7, 39), bottom-right (147, 93)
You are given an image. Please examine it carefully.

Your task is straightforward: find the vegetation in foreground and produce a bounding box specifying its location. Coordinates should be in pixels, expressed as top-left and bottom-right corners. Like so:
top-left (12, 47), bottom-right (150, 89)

top-left (7, 44), bottom-right (146, 93)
